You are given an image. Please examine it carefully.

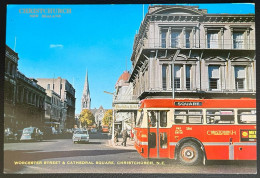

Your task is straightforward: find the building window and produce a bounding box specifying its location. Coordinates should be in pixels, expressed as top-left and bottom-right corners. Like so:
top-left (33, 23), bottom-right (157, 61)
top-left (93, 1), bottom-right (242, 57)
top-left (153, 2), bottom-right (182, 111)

top-left (233, 32), bottom-right (244, 49)
top-left (208, 65), bottom-right (220, 90)
top-left (161, 30), bottom-right (167, 48)
top-left (235, 66), bottom-right (246, 90)
top-left (186, 31), bottom-right (191, 48)
top-left (47, 84), bottom-right (50, 90)
top-left (171, 31), bottom-right (181, 48)
top-left (174, 65), bottom-right (181, 89)
top-left (207, 32), bottom-right (218, 48)
top-left (186, 65), bottom-right (191, 90)
top-left (162, 65), bottom-right (167, 90)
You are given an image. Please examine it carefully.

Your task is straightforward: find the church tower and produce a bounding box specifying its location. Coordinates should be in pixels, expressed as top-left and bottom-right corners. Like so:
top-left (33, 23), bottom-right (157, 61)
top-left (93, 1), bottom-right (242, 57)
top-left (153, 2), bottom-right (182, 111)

top-left (81, 70), bottom-right (91, 110)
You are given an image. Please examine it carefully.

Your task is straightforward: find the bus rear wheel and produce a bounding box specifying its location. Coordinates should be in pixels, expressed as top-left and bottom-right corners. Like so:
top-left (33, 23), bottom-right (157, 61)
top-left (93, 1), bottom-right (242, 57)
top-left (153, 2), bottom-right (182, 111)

top-left (178, 142), bottom-right (202, 166)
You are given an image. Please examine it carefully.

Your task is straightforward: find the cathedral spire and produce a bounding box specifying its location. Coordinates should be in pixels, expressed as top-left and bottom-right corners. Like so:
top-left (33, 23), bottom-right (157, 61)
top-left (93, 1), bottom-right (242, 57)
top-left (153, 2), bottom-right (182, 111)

top-left (81, 70), bottom-right (91, 110)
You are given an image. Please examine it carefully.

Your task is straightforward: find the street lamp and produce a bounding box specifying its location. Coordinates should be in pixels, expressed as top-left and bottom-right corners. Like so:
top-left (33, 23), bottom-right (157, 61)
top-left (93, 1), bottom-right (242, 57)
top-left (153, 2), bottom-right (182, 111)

top-left (104, 91), bottom-right (115, 145)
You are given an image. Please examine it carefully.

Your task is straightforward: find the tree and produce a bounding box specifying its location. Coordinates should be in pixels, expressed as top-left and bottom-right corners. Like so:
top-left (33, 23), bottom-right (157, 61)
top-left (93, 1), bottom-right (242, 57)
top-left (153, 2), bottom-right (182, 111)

top-left (102, 110), bottom-right (113, 126)
top-left (79, 109), bottom-right (95, 128)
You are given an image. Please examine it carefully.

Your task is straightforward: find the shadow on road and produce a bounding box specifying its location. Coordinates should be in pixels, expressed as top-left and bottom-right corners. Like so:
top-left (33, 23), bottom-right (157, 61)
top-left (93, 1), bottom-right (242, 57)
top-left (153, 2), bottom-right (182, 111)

top-left (4, 149), bottom-right (136, 173)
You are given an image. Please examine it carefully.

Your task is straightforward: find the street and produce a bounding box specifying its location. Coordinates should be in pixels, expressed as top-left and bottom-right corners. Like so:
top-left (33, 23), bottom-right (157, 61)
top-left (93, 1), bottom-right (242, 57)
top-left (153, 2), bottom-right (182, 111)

top-left (4, 132), bottom-right (257, 174)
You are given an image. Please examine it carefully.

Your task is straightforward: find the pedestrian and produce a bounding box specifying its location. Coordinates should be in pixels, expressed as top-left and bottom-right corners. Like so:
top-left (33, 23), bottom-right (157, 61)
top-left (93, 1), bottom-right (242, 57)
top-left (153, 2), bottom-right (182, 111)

top-left (114, 129), bottom-right (119, 145)
top-left (121, 129), bottom-right (128, 147)
top-left (130, 129), bottom-right (134, 141)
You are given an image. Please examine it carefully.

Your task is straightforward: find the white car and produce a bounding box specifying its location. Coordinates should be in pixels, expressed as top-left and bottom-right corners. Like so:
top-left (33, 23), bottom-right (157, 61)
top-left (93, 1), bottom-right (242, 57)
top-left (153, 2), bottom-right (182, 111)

top-left (72, 130), bottom-right (89, 143)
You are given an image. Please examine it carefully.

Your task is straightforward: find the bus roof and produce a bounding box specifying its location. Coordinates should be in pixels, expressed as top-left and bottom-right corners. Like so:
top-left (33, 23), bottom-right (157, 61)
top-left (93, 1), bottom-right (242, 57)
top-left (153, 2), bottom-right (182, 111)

top-left (140, 98), bottom-right (256, 109)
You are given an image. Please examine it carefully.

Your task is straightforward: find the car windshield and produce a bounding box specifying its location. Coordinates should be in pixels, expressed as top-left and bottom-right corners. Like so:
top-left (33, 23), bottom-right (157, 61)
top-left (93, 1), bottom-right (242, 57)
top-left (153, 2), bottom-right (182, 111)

top-left (75, 131), bottom-right (88, 134)
top-left (23, 128), bottom-right (33, 133)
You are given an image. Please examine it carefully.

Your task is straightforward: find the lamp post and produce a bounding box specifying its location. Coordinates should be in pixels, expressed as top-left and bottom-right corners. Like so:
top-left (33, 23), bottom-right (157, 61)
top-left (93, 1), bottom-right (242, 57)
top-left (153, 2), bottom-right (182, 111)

top-left (104, 91), bottom-right (115, 145)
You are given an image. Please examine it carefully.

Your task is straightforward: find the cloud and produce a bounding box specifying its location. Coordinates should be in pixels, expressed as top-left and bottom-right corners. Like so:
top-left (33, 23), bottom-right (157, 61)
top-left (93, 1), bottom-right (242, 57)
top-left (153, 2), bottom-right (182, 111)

top-left (50, 44), bottom-right (64, 48)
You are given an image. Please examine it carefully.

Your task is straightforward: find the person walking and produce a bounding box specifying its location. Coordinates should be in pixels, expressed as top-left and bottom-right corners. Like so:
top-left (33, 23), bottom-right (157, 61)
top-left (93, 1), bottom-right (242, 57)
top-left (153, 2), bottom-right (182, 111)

top-left (114, 129), bottom-right (119, 145)
top-left (121, 129), bottom-right (128, 147)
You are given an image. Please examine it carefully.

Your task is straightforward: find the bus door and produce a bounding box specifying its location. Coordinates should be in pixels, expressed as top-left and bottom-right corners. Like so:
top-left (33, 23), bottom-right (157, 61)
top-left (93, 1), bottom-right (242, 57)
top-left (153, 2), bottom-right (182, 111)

top-left (147, 110), bottom-right (169, 158)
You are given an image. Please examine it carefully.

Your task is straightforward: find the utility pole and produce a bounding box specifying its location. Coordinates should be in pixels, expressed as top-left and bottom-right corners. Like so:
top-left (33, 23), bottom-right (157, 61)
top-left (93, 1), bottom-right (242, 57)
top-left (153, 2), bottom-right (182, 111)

top-left (104, 91), bottom-right (115, 145)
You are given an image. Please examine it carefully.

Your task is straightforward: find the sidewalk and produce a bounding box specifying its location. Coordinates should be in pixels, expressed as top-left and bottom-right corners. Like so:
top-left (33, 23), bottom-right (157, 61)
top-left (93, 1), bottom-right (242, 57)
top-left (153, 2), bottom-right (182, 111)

top-left (107, 137), bottom-right (135, 150)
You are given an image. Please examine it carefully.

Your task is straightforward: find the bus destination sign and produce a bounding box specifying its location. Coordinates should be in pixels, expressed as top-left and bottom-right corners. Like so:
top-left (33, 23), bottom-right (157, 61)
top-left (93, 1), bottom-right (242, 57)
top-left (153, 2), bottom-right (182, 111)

top-left (174, 102), bottom-right (202, 106)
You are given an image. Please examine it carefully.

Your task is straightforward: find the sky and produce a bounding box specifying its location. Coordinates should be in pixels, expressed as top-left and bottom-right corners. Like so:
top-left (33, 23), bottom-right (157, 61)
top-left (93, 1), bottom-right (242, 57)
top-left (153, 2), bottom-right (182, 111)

top-left (6, 3), bottom-right (255, 114)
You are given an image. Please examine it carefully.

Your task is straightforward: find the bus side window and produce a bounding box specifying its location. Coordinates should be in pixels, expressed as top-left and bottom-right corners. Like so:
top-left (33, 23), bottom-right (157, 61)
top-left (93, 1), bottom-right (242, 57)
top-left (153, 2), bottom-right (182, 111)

top-left (238, 109), bottom-right (256, 124)
top-left (160, 111), bottom-right (167, 127)
top-left (175, 110), bottom-right (187, 123)
top-left (206, 110), bottom-right (234, 124)
top-left (174, 110), bottom-right (202, 124)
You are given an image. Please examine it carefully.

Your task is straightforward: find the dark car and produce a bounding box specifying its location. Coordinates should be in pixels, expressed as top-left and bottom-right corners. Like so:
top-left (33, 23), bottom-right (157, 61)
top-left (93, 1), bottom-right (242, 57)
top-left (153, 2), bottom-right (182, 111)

top-left (15, 130), bottom-right (23, 141)
top-left (4, 128), bottom-right (17, 142)
top-left (20, 127), bottom-right (43, 142)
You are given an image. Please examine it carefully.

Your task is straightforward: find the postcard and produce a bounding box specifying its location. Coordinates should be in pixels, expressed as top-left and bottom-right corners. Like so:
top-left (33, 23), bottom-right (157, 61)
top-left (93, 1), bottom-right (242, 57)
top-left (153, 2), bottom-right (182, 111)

top-left (3, 3), bottom-right (256, 174)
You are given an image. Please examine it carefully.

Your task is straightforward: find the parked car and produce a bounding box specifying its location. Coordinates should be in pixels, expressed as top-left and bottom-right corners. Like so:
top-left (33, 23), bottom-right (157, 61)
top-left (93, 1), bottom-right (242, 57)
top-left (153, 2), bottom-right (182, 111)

top-left (20, 127), bottom-right (43, 141)
top-left (102, 125), bottom-right (109, 133)
top-left (15, 130), bottom-right (23, 141)
top-left (72, 130), bottom-right (89, 144)
top-left (4, 128), bottom-right (17, 142)
top-left (41, 127), bottom-right (57, 138)
top-left (90, 128), bottom-right (97, 134)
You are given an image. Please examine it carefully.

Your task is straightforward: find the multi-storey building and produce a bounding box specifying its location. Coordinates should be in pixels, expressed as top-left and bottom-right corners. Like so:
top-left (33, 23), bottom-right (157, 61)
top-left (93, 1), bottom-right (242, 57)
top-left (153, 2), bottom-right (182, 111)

top-left (15, 72), bottom-right (46, 129)
top-left (4, 45), bottom-right (19, 128)
top-left (45, 89), bottom-right (62, 122)
top-left (113, 71), bottom-right (139, 131)
top-left (129, 5), bottom-right (255, 100)
top-left (37, 77), bottom-right (76, 128)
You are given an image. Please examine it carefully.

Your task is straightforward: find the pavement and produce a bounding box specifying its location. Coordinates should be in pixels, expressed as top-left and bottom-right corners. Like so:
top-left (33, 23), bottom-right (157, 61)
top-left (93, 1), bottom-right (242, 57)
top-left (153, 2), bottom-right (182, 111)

top-left (107, 137), bottom-right (135, 150)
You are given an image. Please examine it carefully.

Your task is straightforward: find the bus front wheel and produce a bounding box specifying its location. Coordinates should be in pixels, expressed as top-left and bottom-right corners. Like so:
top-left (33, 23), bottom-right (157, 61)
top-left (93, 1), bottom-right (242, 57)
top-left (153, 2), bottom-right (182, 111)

top-left (178, 142), bottom-right (202, 166)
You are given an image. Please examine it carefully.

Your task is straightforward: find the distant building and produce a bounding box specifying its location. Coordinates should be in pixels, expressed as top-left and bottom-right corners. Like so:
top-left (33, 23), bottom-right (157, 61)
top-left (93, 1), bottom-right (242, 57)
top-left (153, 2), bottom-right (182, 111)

top-left (91, 106), bottom-right (108, 129)
top-left (113, 71), bottom-right (139, 131)
top-left (37, 77), bottom-right (76, 128)
top-left (129, 5), bottom-right (255, 100)
top-left (81, 70), bottom-right (91, 110)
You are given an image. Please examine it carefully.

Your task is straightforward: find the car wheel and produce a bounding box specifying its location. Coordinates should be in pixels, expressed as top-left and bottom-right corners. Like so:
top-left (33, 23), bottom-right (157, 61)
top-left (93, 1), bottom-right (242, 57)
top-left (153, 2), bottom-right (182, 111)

top-left (74, 141), bottom-right (77, 144)
top-left (178, 142), bottom-right (202, 166)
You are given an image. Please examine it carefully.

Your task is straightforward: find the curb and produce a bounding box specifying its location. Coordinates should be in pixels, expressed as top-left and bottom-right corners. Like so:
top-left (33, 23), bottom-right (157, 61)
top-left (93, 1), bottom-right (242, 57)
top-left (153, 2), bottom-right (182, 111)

top-left (107, 139), bottom-right (135, 150)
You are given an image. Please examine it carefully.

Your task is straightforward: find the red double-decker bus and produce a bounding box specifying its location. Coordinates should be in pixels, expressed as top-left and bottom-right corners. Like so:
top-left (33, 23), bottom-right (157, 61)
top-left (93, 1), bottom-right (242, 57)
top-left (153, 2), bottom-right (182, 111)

top-left (134, 98), bottom-right (256, 165)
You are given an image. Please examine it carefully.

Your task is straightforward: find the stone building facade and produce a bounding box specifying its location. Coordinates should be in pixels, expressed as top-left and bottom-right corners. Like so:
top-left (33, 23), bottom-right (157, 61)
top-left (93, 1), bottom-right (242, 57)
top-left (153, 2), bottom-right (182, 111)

top-left (4, 45), bottom-right (19, 128)
top-left (37, 77), bottom-right (76, 128)
top-left (91, 106), bottom-right (107, 129)
top-left (113, 71), bottom-right (139, 131)
top-left (15, 72), bottom-right (46, 129)
top-left (129, 5), bottom-right (255, 100)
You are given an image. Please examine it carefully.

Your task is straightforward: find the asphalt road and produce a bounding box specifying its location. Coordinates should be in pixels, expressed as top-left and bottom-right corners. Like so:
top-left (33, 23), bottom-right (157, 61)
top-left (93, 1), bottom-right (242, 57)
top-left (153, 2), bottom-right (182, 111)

top-left (3, 132), bottom-right (257, 174)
